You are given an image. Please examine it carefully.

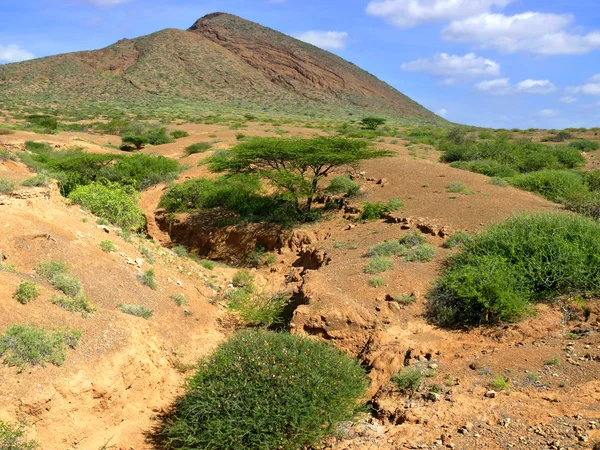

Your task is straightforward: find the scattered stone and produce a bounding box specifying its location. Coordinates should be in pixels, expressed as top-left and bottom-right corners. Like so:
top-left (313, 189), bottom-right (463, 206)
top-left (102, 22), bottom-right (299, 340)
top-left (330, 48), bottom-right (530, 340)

top-left (485, 390), bottom-right (497, 398)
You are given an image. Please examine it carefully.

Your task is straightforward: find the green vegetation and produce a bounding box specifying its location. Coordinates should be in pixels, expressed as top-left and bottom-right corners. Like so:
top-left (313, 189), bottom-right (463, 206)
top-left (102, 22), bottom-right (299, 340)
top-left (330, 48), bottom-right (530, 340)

top-left (163, 330), bottom-right (368, 450)
top-left (36, 261), bottom-right (81, 297)
top-left (507, 170), bottom-right (587, 203)
top-left (226, 289), bottom-right (290, 327)
top-left (393, 366), bottom-right (423, 395)
top-left (446, 181), bottom-right (474, 194)
top-left (21, 173), bottom-right (51, 187)
top-left (545, 357), bottom-right (559, 366)
top-left (120, 123), bottom-right (174, 150)
top-left (364, 256), bottom-right (394, 274)
top-left (366, 233), bottom-right (434, 266)
top-left (360, 117), bottom-right (386, 130)
top-left (359, 198), bottom-right (403, 221)
top-left (443, 231), bottom-right (471, 249)
top-left (0, 420), bottom-right (40, 449)
top-left (170, 294), bottom-right (188, 307)
top-left (368, 276), bottom-right (385, 287)
top-left (140, 269), bottom-right (157, 290)
top-left (0, 149), bottom-right (16, 161)
top-left (429, 213), bottom-right (600, 326)
top-left (326, 174), bottom-right (360, 197)
top-left (0, 177), bottom-right (16, 195)
top-left (232, 270), bottom-right (253, 288)
top-left (0, 325), bottom-right (81, 369)
top-left (99, 240), bottom-right (117, 252)
top-left (391, 293), bottom-right (417, 305)
top-left (14, 281), bottom-right (39, 305)
top-left (569, 139), bottom-right (599, 152)
top-left (69, 182), bottom-right (145, 230)
top-left (171, 130), bottom-right (189, 139)
top-left (118, 304), bottom-right (154, 319)
top-left (490, 376), bottom-right (508, 390)
top-left (52, 295), bottom-right (96, 317)
top-left (185, 142), bottom-right (212, 155)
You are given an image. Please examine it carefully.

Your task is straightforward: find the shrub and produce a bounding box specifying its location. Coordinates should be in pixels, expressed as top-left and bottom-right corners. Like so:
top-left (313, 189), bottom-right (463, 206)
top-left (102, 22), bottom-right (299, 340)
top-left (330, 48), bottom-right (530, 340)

top-left (364, 256), bottom-right (394, 274)
top-left (360, 117), bottom-right (386, 130)
top-left (450, 160), bottom-right (518, 178)
top-left (99, 240), bottom-right (117, 252)
top-left (391, 294), bottom-right (417, 305)
top-left (446, 181), bottom-right (473, 194)
top-left (170, 130), bottom-right (189, 139)
top-left (21, 173), bottom-right (51, 187)
top-left (367, 240), bottom-right (405, 257)
top-left (0, 127), bottom-right (15, 135)
top-left (0, 149), bottom-right (16, 161)
top-left (0, 420), bottom-right (39, 449)
top-left (404, 244), bottom-right (435, 262)
top-left (163, 330), bottom-right (368, 450)
top-left (68, 182), bottom-right (145, 230)
top-left (0, 325), bottom-right (81, 369)
top-left (429, 213), bottom-right (600, 326)
top-left (118, 304), bottom-right (154, 319)
top-left (232, 269), bottom-right (253, 288)
top-left (52, 295), bottom-right (96, 317)
top-left (140, 269), bottom-right (157, 290)
top-left (359, 202), bottom-right (386, 221)
top-left (24, 141), bottom-right (52, 153)
top-left (235, 133), bottom-right (246, 140)
top-left (0, 177), bottom-right (16, 195)
top-left (490, 376), bottom-right (508, 390)
top-left (443, 231), bottom-right (471, 249)
top-left (393, 366), bottom-right (423, 395)
top-left (36, 261), bottom-right (81, 297)
top-left (386, 198), bottom-right (404, 211)
top-left (121, 134), bottom-right (149, 150)
top-left (508, 170), bottom-right (587, 203)
top-left (326, 175), bottom-right (360, 197)
top-left (569, 139), bottom-right (599, 152)
top-left (368, 276), bottom-right (385, 287)
top-left (226, 290), bottom-right (289, 327)
top-left (399, 232), bottom-right (426, 248)
top-left (14, 281), bottom-right (39, 305)
top-left (200, 260), bottom-right (214, 270)
top-left (185, 142), bottom-right (212, 155)
top-left (489, 177), bottom-right (508, 187)
top-left (170, 294), bottom-right (188, 307)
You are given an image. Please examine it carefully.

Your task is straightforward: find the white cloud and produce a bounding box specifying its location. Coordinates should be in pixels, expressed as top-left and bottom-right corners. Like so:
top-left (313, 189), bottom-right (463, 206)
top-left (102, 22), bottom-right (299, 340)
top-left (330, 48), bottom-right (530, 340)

top-left (0, 44), bottom-right (34, 63)
top-left (559, 96), bottom-right (578, 104)
top-left (591, 74), bottom-right (600, 82)
top-left (401, 52), bottom-right (500, 84)
top-left (567, 83), bottom-right (600, 96)
top-left (366, 0), bottom-right (512, 29)
top-left (437, 108), bottom-right (448, 117)
top-left (295, 31), bottom-right (349, 50)
top-left (516, 79), bottom-right (557, 94)
top-left (475, 78), bottom-right (557, 95)
top-left (539, 109), bottom-right (559, 117)
top-left (443, 12), bottom-right (600, 55)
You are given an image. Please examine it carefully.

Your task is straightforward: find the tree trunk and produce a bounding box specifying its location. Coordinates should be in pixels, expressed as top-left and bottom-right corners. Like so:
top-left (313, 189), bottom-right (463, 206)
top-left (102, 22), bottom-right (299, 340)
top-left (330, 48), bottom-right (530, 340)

top-left (305, 178), bottom-right (319, 211)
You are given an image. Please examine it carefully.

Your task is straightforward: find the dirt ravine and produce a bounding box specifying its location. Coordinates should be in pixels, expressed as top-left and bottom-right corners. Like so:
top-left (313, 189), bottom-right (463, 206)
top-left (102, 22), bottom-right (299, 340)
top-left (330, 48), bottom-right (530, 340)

top-left (1, 125), bottom-right (599, 450)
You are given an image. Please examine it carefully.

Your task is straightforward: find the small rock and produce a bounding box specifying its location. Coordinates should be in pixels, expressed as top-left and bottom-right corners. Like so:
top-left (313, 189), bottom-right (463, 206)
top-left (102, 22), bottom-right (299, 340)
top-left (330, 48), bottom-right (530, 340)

top-left (485, 390), bottom-right (497, 398)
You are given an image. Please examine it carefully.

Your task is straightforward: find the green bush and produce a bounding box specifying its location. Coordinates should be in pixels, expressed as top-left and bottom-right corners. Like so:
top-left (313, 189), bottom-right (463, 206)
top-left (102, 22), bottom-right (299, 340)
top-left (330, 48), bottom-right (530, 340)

top-left (367, 241), bottom-right (405, 257)
top-left (24, 141), bottom-right (52, 153)
top-left (36, 261), bottom-right (81, 297)
top-left (52, 295), bottom-right (96, 317)
top-left (364, 256), bottom-right (394, 274)
top-left (170, 294), bottom-right (188, 307)
top-left (429, 213), bottom-right (600, 326)
top-left (68, 182), bottom-right (145, 230)
top-left (508, 170), bottom-right (587, 203)
top-left (399, 232), bottom-right (427, 248)
top-left (393, 366), bottom-right (423, 394)
top-left (171, 130), bottom-right (189, 139)
top-left (404, 244), bottom-right (435, 262)
top-left (450, 160), bottom-right (518, 178)
top-left (0, 177), bottom-right (16, 195)
top-left (226, 290), bottom-right (289, 327)
top-left (368, 276), bottom-right (385, 287)
top-left (140, 269), bottom-right (157, 290)
top-left (21, 173), bottom-right (51, 187)
top-left (443, 231), bottom-right (471, 249)
top-left (118, 304), bottom-right (154, 319)
top-left (163, 330), bottom-right (368, 450)
top-left (14, 281), bottom-right (39, 305)
top-left (569, 139), bottom-right (599, 152)
top-left (185, 142), bottom-right (212, 155)
top-left (121, 134), bottom-right (149, 150)
top-left (326, 175), bottom-right (360, 197)
top-left (446, 181), bottom-right (474, 194)
top-left (99, 240), bottom-right (117, 252)
top-left (0, 420), bottom-right (40, 449)
top-left (0, 325), bottom-right (81, 369)
top-left (391, 294), bottom-right (417, 305)
top-left (0, 149), bottom-right (16, 161)
top-left (232, 269), bottom-right (253, 288)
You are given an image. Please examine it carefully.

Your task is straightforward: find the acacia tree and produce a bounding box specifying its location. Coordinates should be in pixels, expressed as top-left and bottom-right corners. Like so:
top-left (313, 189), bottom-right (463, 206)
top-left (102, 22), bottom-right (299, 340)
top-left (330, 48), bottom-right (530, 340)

top-left (208, 137), bottom-right (392, 212)
top-left (360, 117), bottom-right (386, 130)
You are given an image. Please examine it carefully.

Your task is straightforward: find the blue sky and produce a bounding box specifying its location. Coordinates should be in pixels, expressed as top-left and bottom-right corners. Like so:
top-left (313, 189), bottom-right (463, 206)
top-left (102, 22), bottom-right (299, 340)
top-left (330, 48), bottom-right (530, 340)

top-left (1, 0), bottom-right (600, 128)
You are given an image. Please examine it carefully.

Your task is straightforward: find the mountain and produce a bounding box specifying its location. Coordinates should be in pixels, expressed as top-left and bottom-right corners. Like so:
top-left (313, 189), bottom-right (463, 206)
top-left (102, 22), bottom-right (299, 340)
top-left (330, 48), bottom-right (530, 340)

top-left (0, 12), bottom-right (442, 123)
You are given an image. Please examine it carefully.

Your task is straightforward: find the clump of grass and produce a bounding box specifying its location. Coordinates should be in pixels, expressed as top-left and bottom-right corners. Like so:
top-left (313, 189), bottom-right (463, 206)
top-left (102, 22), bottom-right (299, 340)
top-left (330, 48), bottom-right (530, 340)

top-left (0, 420), bottom-right (40, 449)
top-left (99, 240), bottom-right (117, 253)
top-left (200, 259), bottom-right (214, 270)
top-left (173, 245), bottom-right (189, 257)
top-left (52, 295), bottom-right (96, 317)
top-left (21, 173), bottom-right (51, 187)
top-left (118, 304), bottom-right (154, 319)
top-left (392, 366), bottom-right (423, 395)
top-left (185, 142), bottom-right (212, 155)
top-left (0, 149), bottom-right (16, 161)
top-left (391, 293), bottom-right (417, 305)
top-left (443, 231), bottom-right (471, 249)
top-left (14, 281), bottom-right (40, 305)
top-left (364, 256), bottom-right (394, 274)
top-left (399, 232), bottom-right (426, 248)
top-left (138, 246), bottom-right (155, 264)
top-left (367, 241), bottom-right (405, 257)
top-left (490, 376), bottom-right (508, 390)
top-left (170, 294), bottom-right (188, 307)
top-left (163, 330), bottom-right (368, 450)
top-left (359, 198), bottom-right (404, 221)
top-left (226, 290), bottom-right (289, 327)
top-left (0, 177), bottom-right (17, 195)
top-left (488, 177), bottom-right (508, 187)
top-left (140, 269), bottom-right (157, 290)
top-left (232, 269), bottom-right (253, 288)
top-left (36, 261), bottom-right (81, 297)
top-left (544, 357), bottom-right (559, 366)
top-left (368, 276), bottom-right (385, 287)
top-left (0, 325), bottom-right (81, 369)
top-left (446, 181), bottom-right (474, 194)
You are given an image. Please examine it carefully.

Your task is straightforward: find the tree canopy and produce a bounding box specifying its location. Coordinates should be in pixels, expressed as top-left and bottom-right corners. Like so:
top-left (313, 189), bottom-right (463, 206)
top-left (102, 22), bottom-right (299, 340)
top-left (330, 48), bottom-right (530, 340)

top-left (208, 136), bottom-right (392, 211)
top-left (360, 117), bottom-right (386, 130)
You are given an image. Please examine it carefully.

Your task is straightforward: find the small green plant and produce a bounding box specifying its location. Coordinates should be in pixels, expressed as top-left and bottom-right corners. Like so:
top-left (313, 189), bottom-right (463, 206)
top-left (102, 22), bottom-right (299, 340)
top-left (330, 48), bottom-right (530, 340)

top-left (368, 276), bottom-right (385, 287)
top-left (393, 366), bottom-right (423, 394)
top-left (525, 374), bottom-right (540, 384)
top-left (0, 177), bottom-right (16, 195)
top-left (490, 376), bottom-right (508, 390)
top-left (99, 240), bottom-right (117, 253)
top-left (36, 261), bottom-right (81, 297)
top-left (118, 304), bottom-right (154, 319)
top-left (173, 245), bottom-right (189, 257)
top-left (226, 290), bottom-right (289, 327)
top-left (138, 246), bottom-right (155, 264)
top-left (116, 229), bottom-right (132, 243)
top-left (200, 259), bottom-right (215, 270)
top-left (0, 420), bottom-right (40, 449)
top-left (232, 269), bottom-right (253, 288)
top-left (386, 198), bottom-right (404, 211)
top-left (404, 244), bottom-right (436, 262)
top-left (14, 281), bottom-right (40, 305)
top-left (235, 133), bottom-right (246, 140)
top-left (333, 241), bottom-right (345, 249)
top-left (443, 231), bottom-right (471, 249)
top-left (171, 130), bottom-right (189, 139)
top-left (97, 218), bottom-right (109, 226)
top-left (52, 295), bottom-right (96, 317)
top-left (170, 294), bottom-right (189, 307)
top-left (140, 269), bottom-right (157, 290)
top-left (163, 330), bottom-right (368, 450)
top-left (446, 181), bottom-right (474, 194)
top-left (399, 232), bottom-right (426, 248)
top-left (326, 175), bottom-right (360, 197)
top-left (21, 173), bottom-right (51, 187)
top-left (185, 142), bottom-right (212, 155)
top-left (0, 325), bottom-right (81, 369)
top-left (391, 294), bottom-right (417, 305)
top-left (544, 357), bottom-right (559, 366)
top-left (488, 177), bottom-right (508, 187)
top-left (364, 256), bottom-right (394, 274)
top-left (367, 240), bottom-right (405, 257)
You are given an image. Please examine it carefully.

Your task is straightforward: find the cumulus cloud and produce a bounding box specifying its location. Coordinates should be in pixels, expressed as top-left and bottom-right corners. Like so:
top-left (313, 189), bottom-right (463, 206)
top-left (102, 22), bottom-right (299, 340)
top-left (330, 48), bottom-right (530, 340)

top-left (590, 74), bottom-right (600, 82)
top-left (437, 108), bottom-right (448, 117)
top-left (539, 109), bottom-right (559, 117)
top-left (295, 31), bottom-right (349, 50)
top-left (0, 44), bottom-right (34, 63)
top-left (559, 96), bottom-right (578, 104)
top-left (401, 52), bottom-right (500, 84)
top-left (475, 78), bottom-right (557, 95)
top-left (366, 0), bottom-right (512, 29)
top-left (443, 12), bottom-right (600, 55)
top-left (567, 74), bottom-right (600, 96)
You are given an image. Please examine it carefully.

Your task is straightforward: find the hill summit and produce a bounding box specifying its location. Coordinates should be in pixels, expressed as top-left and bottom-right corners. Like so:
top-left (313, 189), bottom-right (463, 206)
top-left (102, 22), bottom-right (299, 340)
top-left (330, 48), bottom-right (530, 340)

top-left (0, 12), bottom-right (441, 122)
